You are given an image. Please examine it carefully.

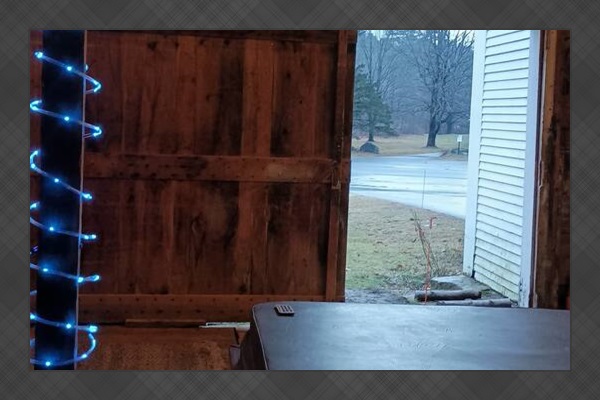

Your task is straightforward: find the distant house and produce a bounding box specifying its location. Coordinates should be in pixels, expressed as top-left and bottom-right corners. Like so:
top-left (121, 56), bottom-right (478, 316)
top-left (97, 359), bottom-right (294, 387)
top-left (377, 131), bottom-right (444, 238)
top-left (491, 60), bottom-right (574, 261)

top-left (463, 30), bottom-right (542, 307)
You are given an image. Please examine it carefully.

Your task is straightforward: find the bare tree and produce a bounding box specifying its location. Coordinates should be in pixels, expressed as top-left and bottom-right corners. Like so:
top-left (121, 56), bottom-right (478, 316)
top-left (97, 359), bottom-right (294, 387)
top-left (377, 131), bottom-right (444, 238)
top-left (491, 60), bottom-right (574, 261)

top-left (358, 30), bottom-right (399, 99)
top-left (354, 31), bottom-right (399, 141)
top-left (401, 30), bottom-right (474, 147)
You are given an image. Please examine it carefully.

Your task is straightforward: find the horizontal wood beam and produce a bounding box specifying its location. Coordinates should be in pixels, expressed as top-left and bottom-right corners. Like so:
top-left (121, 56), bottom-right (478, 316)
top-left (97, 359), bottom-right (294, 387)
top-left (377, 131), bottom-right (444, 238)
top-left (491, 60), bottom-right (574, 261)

top-left (82, 154), bottom-right (350, 183)
top-left (79, 294), bottom-right (344, 323)
top-left (83, 30), bottom-right (357, 44)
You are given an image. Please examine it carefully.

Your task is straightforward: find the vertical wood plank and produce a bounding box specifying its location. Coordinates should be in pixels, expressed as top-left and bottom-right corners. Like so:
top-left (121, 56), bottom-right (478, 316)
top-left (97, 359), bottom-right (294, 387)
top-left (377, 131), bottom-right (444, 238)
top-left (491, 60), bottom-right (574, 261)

top-left (85, 31), bottom-right (124, 156)
top-left (336, 32), bottom-right (357, 298)
top-left (533, 30), bottom-right (570, 309)
top-left (266, 184), bottom-right (328, 294)
top-left (174, 181), bottom-right (240, 293)
top-left (174, 35), bottom-right (198, 155)
top-left (270, 42), bottom-right (335, 157)
top-left (78, 179), bottom-right (120, 295)
top-left (235, 40), bottom-right (274, 294)
top-left (191, 36), bottom-right (244, 155)
top-left (325, 31), bottom-right (349, 301)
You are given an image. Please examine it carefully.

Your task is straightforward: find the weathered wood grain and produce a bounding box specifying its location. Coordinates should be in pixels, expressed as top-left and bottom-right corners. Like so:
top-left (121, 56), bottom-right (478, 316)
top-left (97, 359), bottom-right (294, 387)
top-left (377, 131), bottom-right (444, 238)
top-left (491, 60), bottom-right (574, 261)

top-left (30, 30), bottom-right (358, 321)
top-left (326, 31), bottom-right (350, 301)
top-left (84, 154), bottom-right (340, 183)
top-left (79, 294), bottom-right (335, 323)
top-left (94, 30), bottom-right (343, 44)
top-left (533, 30), bottom-right (570, 309)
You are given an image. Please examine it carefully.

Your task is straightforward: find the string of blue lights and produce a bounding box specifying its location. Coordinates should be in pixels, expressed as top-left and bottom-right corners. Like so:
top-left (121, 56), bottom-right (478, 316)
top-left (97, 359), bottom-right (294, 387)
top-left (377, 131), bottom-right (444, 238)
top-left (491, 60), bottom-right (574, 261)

top-left (30, 50), bottom-right (103, 368)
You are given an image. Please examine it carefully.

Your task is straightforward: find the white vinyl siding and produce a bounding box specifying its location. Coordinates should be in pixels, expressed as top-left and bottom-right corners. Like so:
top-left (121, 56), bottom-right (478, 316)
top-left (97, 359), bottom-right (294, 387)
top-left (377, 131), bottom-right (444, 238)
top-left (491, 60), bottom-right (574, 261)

top-left (464, 30), bottom-right (540, 306)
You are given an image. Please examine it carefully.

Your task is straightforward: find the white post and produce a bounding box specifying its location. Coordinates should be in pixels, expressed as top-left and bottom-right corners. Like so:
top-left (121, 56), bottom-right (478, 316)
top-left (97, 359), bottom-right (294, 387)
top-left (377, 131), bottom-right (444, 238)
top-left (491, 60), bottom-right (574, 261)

top-left (462, 30), bottom-right (486, 277)
top-left (519, 30), bottom-right (542, 308)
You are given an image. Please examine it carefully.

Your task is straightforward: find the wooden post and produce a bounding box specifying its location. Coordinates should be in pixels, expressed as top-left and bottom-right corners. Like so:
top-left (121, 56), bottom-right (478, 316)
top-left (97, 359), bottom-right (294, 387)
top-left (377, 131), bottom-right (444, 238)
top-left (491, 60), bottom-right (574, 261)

top-left (533, 30), bottom-right (570, 309)
top-left (325, 31), bottom-right (349, 301)
top-left (35, 30), bottom-right (86, 370)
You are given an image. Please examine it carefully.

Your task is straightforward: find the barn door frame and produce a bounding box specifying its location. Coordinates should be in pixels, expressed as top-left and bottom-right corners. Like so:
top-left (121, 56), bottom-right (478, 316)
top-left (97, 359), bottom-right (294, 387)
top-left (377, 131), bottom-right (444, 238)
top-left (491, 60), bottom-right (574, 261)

top-left (520, 29), bottom-right (543, 308)
top-left (532, 30), bottom-right (570, 309)
top-left (325, 30), bottom-right (356, 302)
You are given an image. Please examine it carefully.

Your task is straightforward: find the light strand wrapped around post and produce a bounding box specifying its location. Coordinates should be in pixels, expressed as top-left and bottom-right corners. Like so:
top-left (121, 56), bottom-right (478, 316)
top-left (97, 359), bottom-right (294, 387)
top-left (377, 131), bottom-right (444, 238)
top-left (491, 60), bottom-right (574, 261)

top-left (29, 32), bottom-right (103, 368)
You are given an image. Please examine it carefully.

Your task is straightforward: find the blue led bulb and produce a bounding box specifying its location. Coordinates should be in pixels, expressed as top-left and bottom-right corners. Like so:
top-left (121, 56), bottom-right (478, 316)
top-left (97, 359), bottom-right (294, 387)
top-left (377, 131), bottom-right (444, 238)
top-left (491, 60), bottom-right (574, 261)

top-left (34, 52), bottom-right (43, 59)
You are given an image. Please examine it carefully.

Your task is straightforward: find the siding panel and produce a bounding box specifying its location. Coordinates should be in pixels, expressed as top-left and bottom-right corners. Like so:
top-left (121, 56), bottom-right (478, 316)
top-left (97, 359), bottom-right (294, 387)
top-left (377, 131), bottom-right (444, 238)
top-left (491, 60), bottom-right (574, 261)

top-left (478, 187), bottom-right (524, 207)
top-left (476, 220), bottom-right (523, 247)
top-left (484, 58), bottom-right (529, 73)
top-left (484, 78), bottom-right (529, 91)
top-left (476, 230), bottom-right (522, 257)
top-left (485, 48), bottom-right (529, 65)
top-left (479, 162), bottom-right (525, 178)
top-left (477, 213), bottom-right (523, 236)
top-left (483, 98), bottom-right (528, 107)
top-left (478, 204), bottom-right (523, 226)
top-left (466, 30), bottom-right (539, 304)
top-left (481, 137), bottom-right (526, 150)
top-left (478, 195), bottom-right (524, 218)
top-left (479, 153), bottom-right (525, 168)
top-left (486, 30), bottom-right (530, 47)
top-left (474, 250), bottom-right (521, 280)
top-left (484, 68), bottom-right (529, 82)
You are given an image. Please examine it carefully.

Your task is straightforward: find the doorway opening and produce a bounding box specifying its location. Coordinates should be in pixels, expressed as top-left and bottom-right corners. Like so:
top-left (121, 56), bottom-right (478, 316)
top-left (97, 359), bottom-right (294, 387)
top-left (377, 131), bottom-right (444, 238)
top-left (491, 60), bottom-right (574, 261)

top-left (346, 30), bottom-right (542, 307)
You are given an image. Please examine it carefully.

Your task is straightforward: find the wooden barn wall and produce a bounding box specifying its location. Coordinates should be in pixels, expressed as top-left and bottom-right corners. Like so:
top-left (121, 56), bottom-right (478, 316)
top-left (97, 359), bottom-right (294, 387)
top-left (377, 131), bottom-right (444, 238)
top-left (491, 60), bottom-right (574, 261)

top-left (30, 30), bottom-right (357, 322)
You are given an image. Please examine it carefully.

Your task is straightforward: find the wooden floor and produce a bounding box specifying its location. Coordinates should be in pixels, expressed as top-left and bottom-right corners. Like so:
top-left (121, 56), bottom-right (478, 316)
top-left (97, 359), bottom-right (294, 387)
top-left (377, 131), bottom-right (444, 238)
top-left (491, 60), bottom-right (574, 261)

top-left (74, 326), bottom-right (238, 370)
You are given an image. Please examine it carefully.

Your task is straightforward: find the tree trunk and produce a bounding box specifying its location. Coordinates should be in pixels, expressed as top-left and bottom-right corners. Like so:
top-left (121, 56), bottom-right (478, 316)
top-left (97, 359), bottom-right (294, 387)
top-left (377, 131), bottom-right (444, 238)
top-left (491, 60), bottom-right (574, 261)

top-left (426, 114), bottom-right (440, 147)
top-left (445, 114), bottom-right (454, 135)
top-left (368, 132), bottom-right (374, 142)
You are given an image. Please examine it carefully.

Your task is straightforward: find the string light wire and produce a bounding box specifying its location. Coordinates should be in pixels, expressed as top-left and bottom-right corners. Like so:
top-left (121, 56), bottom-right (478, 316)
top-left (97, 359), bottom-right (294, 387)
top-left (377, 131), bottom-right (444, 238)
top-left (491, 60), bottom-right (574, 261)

top-left (30, 46), bottom-right (103, 368)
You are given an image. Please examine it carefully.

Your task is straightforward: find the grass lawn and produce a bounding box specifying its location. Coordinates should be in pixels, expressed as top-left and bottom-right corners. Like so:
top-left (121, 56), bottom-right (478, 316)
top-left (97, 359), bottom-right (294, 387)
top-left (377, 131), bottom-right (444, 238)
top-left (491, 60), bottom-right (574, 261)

top-left (352, 134), bottom-right (469, 158)
top-left (346, 194), bottom-right (465, 296)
